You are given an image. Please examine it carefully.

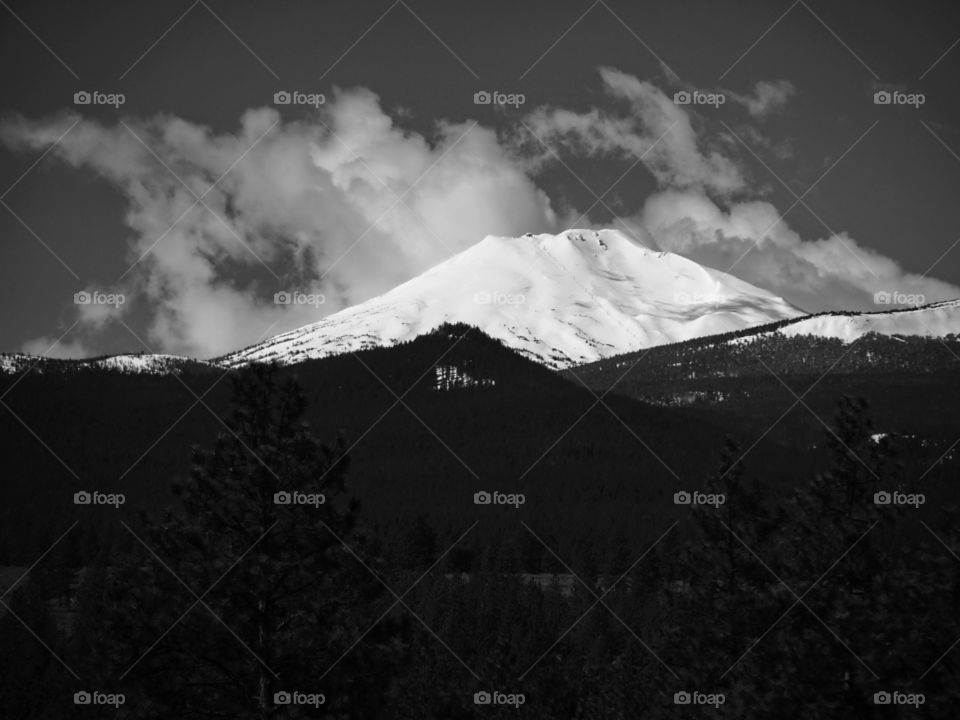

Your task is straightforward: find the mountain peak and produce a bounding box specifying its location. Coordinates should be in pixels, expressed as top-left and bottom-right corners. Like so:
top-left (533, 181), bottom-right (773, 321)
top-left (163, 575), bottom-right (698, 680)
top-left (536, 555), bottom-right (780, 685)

top-left (220, 229), bottom-right (803, 369)
top-left (481, 228), bottom-right (645, 258)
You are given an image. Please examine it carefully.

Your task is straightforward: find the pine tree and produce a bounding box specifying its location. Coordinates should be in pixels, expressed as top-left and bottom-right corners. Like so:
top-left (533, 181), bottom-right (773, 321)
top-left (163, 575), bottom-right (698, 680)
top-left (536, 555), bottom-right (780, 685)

top-left (765, 397), bottom-right (910, 716)
top-left (659, 436), bottom-right (778, 716)
top-left (0, 568), bottom-right (73, 719)
top-left (84, 364), bottom-right (400, 718)
top-left (398, 516), bottom-right (438, 570)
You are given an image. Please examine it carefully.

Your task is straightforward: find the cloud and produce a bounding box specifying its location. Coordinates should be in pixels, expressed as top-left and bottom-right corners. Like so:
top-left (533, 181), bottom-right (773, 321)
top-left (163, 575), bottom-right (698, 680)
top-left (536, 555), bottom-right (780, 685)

top-left (640, 189), bottom-right (959, 312)
top-left (3, 70), bottom-right (956, 359)
top-left (516, 69), bottom-right (957, 312)
top-left (727, 80), bottom-right (796, 119)
top-left (520, 66), bottom-right (748, 196)
top-left (656, 65), bottom-right (795, 120)
top-left (20, 335), bottom-right (94, 359)
top-left (2, 88), bottom-right (559, 358)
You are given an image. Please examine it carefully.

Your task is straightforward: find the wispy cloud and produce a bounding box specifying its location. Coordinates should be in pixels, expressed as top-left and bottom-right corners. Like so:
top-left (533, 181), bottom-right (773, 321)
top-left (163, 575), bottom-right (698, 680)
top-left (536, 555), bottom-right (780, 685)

top-left (2, 89), bottom-right (558, 358)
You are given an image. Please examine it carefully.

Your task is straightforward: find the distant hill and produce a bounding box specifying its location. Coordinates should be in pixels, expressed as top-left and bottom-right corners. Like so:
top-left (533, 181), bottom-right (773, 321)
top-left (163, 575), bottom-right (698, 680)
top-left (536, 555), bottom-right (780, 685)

top-left (567, 328), bottom-right (960, 455)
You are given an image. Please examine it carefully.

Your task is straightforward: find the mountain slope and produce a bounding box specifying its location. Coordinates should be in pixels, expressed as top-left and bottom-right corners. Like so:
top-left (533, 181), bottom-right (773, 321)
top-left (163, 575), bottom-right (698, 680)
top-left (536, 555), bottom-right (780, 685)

top-left (763, 299), bottom-right (960, 342)
top-left (571, 299), bottom-right (960, 395)
top-left (220, 229), bottom-right (803, 369)
top-left (0, 352), bottom-right (218, 375)
top-left (567, 314), bottom-right (960, 457)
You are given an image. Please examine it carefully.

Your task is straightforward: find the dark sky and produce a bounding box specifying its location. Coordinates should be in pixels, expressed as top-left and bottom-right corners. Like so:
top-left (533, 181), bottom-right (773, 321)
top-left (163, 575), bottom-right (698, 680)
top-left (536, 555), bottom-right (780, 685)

top-left (2, 0), bottom-right (960, 358)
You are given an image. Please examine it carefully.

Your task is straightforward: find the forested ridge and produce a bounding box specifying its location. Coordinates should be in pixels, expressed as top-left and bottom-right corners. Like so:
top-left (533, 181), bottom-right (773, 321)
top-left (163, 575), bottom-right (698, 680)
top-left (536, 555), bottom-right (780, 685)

top-left (1, 325), bottom-right (957, 717)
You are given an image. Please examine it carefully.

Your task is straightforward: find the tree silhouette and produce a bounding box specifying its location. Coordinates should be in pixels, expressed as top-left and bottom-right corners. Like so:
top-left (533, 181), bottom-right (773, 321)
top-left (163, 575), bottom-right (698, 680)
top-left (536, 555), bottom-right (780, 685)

top-left (82, 365), bottom-right (400, 718)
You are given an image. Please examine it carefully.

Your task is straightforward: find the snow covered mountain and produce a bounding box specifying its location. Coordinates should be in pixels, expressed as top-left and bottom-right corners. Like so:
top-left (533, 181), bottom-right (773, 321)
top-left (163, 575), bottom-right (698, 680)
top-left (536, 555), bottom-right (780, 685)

top-left (220, 229), bottom-right (803, 369)
top-left (737, 299), bottom-right (960, 343)
top-left (0, 352), bottom-right (217, 375)
top-left (5, 230), bottom-right (958, 375)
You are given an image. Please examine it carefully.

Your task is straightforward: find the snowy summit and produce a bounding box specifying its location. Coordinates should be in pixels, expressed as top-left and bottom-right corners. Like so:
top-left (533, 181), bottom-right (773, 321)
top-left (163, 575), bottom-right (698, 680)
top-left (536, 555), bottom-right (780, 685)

top-left (221, 229), bottom-right (804, 369)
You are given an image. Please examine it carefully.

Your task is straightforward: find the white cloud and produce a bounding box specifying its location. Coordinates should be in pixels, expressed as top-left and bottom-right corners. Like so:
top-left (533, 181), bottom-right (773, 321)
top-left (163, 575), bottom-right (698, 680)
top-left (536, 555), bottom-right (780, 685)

top-left (2, 71), bottom-right (956, 359)
top-left (517, 69), bottom-right (956, 312)
top-left (20, 335), bottom-right (94, 359)
top-left (727, 80), bottom-right (796, 119)
top-left (640, 189), bottom-right (959, 312)
top-left (2, 88), bottom-right (558, 358)
top-left (520, 66), bottom-right (747, 196)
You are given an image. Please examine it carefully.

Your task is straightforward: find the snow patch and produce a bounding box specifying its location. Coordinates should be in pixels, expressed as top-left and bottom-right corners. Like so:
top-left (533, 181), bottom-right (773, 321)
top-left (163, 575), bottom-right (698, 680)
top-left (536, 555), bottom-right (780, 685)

top-left (433, 365), bottom-right (495, 391)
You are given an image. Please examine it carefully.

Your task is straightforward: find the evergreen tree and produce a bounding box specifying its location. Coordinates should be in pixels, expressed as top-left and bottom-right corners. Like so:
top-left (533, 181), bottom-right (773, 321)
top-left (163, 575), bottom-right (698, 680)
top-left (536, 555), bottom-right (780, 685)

top-left (0, 569), bottom-right (73, 719)
top-left (763, 397), bottom-right (918, 717)
top-left (83, 365), bottom-right (400, 718)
